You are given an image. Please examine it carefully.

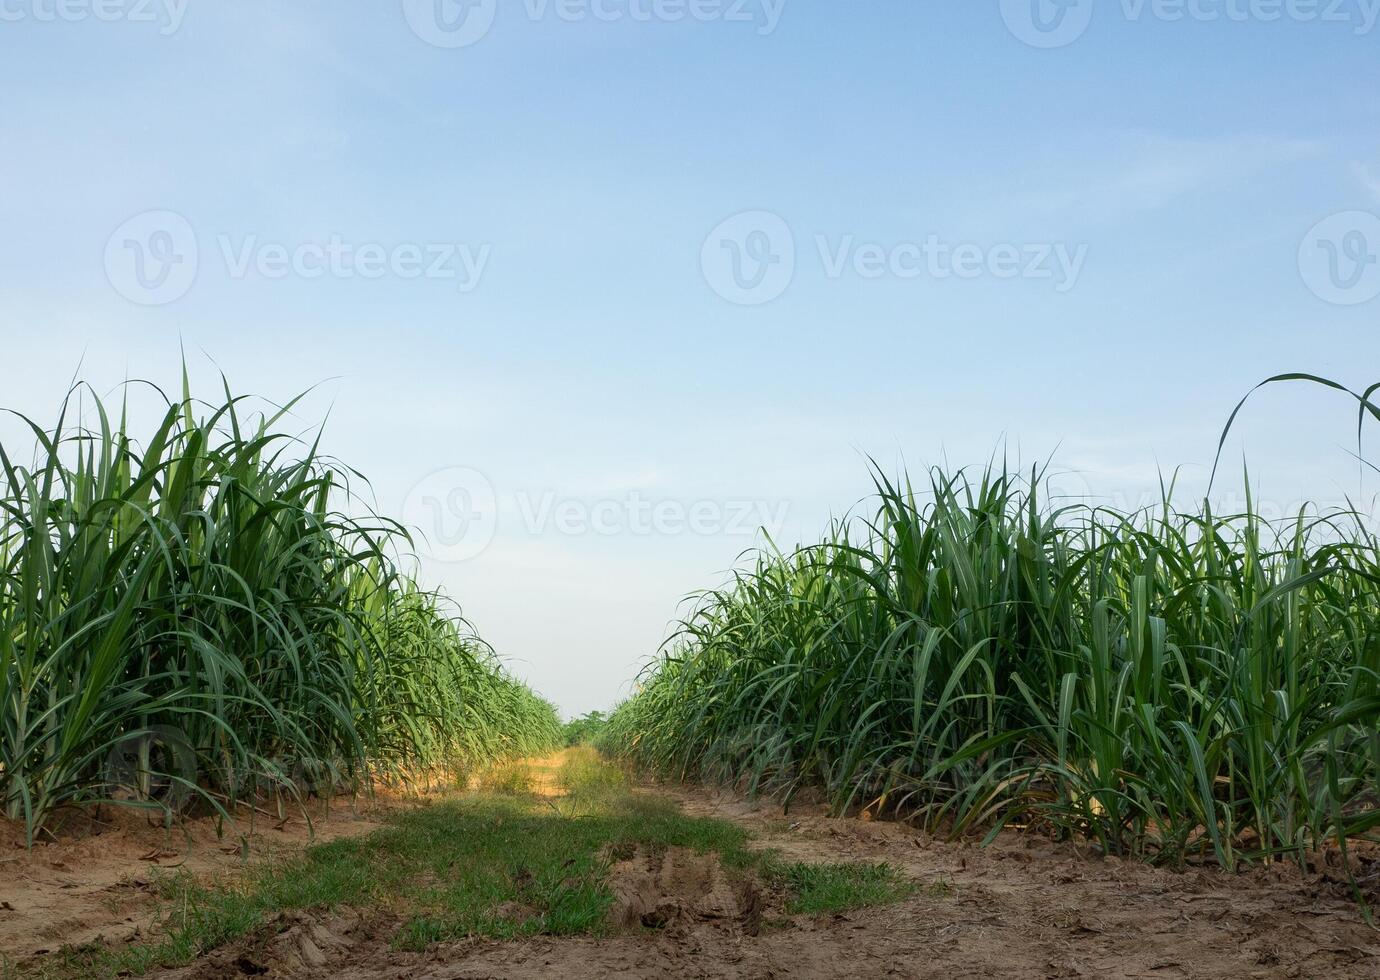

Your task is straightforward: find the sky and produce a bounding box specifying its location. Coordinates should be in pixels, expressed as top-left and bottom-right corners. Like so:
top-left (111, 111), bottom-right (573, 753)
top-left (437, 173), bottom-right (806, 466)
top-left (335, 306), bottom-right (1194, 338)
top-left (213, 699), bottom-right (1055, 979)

top-left (2, 1), bottom-right (1380, 717)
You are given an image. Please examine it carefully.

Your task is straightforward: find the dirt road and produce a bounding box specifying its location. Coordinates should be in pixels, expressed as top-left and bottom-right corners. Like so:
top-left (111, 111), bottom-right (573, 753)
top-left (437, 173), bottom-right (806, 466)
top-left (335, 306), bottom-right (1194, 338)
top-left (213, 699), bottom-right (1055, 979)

top-left (196, 781), bottom-right (1380, 979)
top-left (8, 760), bottom-right (1380, 979)
top-left (0, 802), bottom-right (388, 963)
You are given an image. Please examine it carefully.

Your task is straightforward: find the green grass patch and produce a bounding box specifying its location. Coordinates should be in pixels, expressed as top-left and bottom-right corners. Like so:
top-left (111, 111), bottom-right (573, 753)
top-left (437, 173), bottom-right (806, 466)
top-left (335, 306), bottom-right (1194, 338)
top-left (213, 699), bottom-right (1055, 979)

top-left (770, 860), bottom-right (917, 915)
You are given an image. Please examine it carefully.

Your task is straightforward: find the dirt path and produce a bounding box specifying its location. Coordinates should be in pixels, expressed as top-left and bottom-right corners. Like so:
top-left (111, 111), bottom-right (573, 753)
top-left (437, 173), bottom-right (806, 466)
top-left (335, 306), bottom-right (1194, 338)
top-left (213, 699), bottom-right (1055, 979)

top-left (272, 782), bottom-right (1380, 980)
top-left (632, 785), bottom-right (1380, 979)
top-left (0, 799), bottom-right (390, 962)
top-left (11, 767), bottom-right (1380, 978)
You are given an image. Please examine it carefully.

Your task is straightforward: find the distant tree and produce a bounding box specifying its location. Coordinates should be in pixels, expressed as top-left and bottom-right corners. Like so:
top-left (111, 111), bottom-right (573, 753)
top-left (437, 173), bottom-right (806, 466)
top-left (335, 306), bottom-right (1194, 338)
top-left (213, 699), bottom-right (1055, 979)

top-left (562, 711), bottom-right (608, 746)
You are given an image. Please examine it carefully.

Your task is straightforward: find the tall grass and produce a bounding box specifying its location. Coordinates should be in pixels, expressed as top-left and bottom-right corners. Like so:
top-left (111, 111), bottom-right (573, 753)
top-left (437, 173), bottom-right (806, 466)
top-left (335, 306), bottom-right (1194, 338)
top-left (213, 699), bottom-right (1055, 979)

top-left (0, 374), bottom-right (560, 841)
top-left (604, 457), bottom-right (1380, 870)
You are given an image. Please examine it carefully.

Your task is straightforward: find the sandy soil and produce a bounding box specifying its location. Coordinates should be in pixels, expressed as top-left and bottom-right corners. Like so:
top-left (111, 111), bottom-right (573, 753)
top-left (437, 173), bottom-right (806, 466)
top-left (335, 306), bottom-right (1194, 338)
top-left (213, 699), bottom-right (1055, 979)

top-left (0, 797), bottom-right (391, 962)
top-left (174, 781), bottom-right (1380, 980)
top-left (11, 772), bottom-right (1380, 979)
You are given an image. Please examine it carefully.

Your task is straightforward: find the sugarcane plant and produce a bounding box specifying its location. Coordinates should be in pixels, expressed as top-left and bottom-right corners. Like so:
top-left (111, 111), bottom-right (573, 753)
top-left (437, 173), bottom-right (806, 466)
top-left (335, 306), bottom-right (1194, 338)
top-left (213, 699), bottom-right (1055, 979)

top-left (0, 371), bottom-right (561, 842)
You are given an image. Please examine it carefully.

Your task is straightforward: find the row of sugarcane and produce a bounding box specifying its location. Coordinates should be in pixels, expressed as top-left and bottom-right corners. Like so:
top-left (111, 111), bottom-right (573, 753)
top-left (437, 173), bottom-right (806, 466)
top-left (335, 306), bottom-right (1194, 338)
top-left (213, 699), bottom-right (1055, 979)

top-left (0, 375), bottom-right (562, 841)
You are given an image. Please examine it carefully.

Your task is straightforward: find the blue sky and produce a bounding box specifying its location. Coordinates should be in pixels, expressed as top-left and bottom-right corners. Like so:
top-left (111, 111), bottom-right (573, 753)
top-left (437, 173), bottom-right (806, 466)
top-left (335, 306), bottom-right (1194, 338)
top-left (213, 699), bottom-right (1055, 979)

top-left (3, 1), bottom-right (1379, 715)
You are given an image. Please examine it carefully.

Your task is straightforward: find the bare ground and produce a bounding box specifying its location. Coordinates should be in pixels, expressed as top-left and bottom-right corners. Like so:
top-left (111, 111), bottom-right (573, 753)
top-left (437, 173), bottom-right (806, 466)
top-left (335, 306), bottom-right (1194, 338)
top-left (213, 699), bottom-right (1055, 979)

top-left (291, 787), bottom-right (1380, 980)
top-left (9, 775), bottom-right (1380, 979)
top-left (0, 798), bottom-right (391, 962)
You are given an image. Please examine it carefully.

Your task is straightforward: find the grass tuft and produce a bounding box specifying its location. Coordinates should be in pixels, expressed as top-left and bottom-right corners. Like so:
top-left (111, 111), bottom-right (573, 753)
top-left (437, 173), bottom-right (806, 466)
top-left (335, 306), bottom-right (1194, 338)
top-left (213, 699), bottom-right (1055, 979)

top-left (771, 860), bottom-right (916, 915)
